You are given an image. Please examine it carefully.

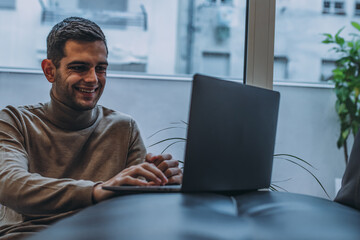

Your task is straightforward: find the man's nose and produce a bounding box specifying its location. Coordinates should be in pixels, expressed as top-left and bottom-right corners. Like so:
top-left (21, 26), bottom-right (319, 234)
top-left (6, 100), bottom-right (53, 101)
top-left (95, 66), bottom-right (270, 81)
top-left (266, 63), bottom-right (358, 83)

top-left (84, 68), bottom-right (98, 83)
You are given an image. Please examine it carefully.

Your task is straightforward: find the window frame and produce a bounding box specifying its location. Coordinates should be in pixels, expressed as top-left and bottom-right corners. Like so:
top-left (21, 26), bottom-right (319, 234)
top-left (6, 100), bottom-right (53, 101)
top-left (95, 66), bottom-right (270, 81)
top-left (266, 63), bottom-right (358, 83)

top-left (245, 0), bottom-right (276, 89)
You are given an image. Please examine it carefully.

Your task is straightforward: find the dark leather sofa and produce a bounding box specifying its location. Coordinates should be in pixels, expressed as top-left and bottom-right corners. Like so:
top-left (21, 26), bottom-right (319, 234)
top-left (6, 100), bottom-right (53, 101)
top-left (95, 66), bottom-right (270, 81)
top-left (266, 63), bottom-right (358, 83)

top-left (29, 191), bottom-right (360, 240)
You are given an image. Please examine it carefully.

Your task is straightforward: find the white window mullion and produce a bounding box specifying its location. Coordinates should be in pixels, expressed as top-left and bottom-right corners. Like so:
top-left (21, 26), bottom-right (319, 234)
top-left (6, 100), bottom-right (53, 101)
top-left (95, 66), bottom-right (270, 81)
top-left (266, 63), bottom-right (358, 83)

top-left (246, 0), bottom-right (276, 90)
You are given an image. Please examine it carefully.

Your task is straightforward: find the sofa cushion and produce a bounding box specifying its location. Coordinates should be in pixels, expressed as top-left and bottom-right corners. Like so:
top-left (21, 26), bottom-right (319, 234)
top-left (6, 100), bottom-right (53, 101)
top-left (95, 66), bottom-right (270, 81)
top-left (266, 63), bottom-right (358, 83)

top-left (29, 191), bottom-right (360, 240)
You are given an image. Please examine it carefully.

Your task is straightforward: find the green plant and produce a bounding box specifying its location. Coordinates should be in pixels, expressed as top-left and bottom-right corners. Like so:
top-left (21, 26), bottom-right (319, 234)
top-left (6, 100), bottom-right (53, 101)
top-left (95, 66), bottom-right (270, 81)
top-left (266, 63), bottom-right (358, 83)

top-left (148, 121), bottom-right (330, 199)
top-left (322, 22), bottom-right (360, 164)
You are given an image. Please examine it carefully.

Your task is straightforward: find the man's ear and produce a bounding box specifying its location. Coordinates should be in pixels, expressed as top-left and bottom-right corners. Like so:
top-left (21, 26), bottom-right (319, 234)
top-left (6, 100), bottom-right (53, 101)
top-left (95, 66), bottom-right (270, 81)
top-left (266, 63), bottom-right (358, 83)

top-left (41, 59), bottom-right (56, 83)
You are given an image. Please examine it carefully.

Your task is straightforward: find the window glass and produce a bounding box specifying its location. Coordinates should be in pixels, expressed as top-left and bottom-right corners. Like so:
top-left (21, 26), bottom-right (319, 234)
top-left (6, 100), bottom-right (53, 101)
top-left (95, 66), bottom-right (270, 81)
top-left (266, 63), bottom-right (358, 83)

top-left (320, 59), bottom-right (336, 81)
top-left (273, 0), bottom-right (351, 198)
top-left (273, 56), bottom-right (289, 80)
top-left (274, 0), bottom-right (356, 83)
top-left (0, 0), bottom-right (16, 9)
top-left (0, 0), bottom-right (247, 80)
top-left (355, 1), bottom-right (360, 15)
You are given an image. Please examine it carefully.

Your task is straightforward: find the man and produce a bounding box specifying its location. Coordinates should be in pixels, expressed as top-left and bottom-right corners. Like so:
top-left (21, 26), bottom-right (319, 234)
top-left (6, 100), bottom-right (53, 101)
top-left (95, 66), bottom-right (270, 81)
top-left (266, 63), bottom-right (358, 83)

top-left (0, 17), bottom-right (182, 239)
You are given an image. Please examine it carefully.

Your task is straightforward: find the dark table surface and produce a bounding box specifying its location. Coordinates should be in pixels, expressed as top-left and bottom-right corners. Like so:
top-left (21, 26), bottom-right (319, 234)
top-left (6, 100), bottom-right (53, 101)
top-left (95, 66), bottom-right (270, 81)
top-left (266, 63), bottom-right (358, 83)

top-left (29, 191), bottom-right (360, 240)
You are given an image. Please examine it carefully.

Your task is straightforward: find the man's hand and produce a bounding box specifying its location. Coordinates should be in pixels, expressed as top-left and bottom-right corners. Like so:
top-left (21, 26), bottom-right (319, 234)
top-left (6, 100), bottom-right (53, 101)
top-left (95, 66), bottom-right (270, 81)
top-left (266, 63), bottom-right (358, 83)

top-left (92, 162), bottom-right (168, 203)
top-left (146, 153), bottom-right (183, 185)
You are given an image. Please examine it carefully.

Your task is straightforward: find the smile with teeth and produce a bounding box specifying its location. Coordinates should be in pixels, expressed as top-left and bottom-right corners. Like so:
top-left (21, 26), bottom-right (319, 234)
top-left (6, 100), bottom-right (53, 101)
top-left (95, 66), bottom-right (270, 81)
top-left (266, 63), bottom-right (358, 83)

top-left (76, 87), bottom-right (97, 93)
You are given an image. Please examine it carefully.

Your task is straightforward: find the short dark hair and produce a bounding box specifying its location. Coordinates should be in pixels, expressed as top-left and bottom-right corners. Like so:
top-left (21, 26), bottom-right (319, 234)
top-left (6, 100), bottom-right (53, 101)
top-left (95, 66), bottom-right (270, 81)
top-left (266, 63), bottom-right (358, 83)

top-left (46, 17), bottom-right (108, 68)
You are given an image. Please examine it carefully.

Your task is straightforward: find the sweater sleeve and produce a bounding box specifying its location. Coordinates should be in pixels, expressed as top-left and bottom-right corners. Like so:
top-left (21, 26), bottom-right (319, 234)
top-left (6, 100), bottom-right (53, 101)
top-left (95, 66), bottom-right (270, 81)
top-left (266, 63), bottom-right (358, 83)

top-left (125, 119), bottom-right (146, 168)
top-left (334, 129), bottom-right (360, 210)
top-left (0, 108), bottom-right (95, 216)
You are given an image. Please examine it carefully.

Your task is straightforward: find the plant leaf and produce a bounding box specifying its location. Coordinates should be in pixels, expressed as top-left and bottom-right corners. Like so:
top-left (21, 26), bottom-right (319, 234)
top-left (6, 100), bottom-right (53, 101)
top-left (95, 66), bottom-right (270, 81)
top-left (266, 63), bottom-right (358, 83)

top-left (283, 158), bottom-right (330, 199)
top-left (147, 126), bottom-right (186, 139)
top-left (270, 184), bottom-right (288, 192)
top-left (180, 120), bottom-right (188, 125)
top-left (351, 21), bottom-right (360, 32)
top-left (269, 185), bottom-right (278, 191)
top-left (147, 137), bottom-right (186, 148)
top-left (322, 39), bottom-right (334, 44)
top-left (271, 178), bottom-right (292, 183)
top-left (274, 153), bottom-right (317, 169)
top-left (161, 140), bottom-right (186, 154)
top-left (335, 26), bottom-right (345, 37)
top-left (170, 120), bottom-right (188, 126)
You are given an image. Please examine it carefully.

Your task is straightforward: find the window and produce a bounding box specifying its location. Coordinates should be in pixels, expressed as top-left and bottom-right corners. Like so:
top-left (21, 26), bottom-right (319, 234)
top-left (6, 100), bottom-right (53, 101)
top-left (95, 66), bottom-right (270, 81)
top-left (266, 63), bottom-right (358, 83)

top-left (201, 52), bottom-right (230, 76)
top-left (355, 1), bottom-right (360, 16)
top-left (207, 0), bottom-right (233, 5)
top-left (40, 0), bottom-right (140, 29)
top-left (324, 1), bottom-right (331, 9)
top-left (275, 0), bottom-right (350, 83)
top-left (0, 0), bottom-right (275, 157)
top-left (76, 0), bottom-right (129, 28)
top-left (323, 1), bottom-right (331, 13)
top-left (323, 0), bottom-right (346, 15)
top-left (0, 0), bottom-right (16, 9)
top-left (273, 0), bottom-right (348, 199)
top-left (274, 56), bottom-right (288, 80)
top-left (0, 0), bottom-right (247, 80)
top-left (320, 59), bottom-right (336, 81)
top-left (78, 0), bottom-right (127, 12)
top-left (176, 0), bottom-right (245, 78)
top-left (108, 63), bottom-right (146, 72)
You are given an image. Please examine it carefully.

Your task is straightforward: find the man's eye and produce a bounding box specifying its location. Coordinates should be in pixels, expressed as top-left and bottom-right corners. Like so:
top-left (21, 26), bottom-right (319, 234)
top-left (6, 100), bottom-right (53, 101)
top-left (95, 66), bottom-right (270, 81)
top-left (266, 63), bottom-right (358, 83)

top-left (96, 66), bottom-right (107, 73)
top-left (69, 66), bottom-right (86, 71)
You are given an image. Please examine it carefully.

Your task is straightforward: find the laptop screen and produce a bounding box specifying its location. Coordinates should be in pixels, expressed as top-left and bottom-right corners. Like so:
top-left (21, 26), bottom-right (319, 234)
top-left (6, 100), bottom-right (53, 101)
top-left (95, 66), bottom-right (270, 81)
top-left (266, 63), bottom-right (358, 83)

top-left (182, 74), bottom-right (280, 192)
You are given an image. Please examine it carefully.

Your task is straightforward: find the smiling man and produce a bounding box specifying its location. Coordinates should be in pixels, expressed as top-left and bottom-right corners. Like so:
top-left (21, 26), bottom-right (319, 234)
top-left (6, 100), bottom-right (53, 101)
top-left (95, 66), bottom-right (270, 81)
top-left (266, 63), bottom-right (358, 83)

top-left (44, 40), bottom-right (108, 110)
top-left (0, 17), bottom-right (182, 239)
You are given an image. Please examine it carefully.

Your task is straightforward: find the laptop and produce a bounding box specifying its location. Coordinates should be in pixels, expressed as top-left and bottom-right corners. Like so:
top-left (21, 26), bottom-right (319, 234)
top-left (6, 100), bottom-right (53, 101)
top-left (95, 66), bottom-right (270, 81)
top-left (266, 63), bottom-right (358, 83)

top-left (102, 74), bottom-right (280, 194)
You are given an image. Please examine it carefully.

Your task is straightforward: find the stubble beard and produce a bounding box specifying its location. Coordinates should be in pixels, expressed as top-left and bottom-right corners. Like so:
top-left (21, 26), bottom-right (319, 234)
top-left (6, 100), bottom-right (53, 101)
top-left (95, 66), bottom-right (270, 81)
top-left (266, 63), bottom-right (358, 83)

top-left (53, 72), bottom-right (101, 111)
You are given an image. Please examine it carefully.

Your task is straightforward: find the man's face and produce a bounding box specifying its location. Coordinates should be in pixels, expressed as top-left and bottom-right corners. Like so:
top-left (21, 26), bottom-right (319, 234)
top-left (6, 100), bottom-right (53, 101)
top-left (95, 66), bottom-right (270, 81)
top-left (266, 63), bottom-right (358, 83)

top-left (52, 40), bottom-right (108, 110)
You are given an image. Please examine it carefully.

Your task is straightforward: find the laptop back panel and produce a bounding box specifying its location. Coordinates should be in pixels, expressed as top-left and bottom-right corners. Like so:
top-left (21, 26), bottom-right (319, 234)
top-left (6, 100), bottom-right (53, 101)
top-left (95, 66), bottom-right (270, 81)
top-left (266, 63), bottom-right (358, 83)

top-left (182, 74), bottom-right (280, 192)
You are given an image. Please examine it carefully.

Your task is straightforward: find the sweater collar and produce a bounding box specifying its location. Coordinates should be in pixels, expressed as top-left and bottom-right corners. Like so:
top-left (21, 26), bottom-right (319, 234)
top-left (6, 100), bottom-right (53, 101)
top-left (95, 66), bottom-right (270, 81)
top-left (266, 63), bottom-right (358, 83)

top-left (45, 91), bottom-right (99, 130)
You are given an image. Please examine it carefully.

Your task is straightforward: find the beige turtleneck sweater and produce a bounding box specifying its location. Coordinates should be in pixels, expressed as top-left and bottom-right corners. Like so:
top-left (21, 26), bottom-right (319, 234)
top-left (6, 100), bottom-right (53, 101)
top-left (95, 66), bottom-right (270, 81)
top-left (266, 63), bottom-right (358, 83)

top-left (0, 94), bottom-right (146, 239)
